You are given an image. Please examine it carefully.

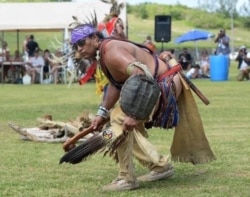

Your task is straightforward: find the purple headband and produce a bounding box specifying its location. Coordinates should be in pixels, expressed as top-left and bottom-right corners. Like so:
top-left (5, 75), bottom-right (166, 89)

top-left (71, 24), bottom-right (97, 44)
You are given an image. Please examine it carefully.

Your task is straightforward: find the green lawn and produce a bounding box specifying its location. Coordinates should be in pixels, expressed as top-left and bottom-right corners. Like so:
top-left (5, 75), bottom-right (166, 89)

top-left (0, 63), bottom-right (249, 196)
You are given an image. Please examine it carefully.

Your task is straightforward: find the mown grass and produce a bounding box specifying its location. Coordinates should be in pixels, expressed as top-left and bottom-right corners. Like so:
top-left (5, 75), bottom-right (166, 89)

top-left (1, 5), bottom-right (249, 195)
top-left (0, 63), bottom-right (249, 197)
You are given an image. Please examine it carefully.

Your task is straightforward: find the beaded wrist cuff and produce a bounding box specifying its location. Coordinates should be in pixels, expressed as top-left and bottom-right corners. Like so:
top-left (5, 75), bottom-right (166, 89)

top-left (96, 106), bottom-right (109, 119)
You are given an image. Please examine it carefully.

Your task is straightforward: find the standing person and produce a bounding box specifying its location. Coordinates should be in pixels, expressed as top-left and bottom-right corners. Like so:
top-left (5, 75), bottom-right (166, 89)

top-left (214, 29), bottom-right (231, 66)
top-left (22, 35), bottom-right (29, 56)
top-left (142, 35), bottom-right (156, 54)
top-left (98, 0), bottom-right (127, 40)
top-left (26, 35), bottom-right (39, 58)
top-left (68, 24), bottom-right (215, 192)
top-left (178, 47), bottom-right (193, 71)
top-left (214, 29), bottom-right (230, 56)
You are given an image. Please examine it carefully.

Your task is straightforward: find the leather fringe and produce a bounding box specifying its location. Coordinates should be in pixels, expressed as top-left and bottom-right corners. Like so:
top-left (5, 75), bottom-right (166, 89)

top-left (170, 74), bottom-right (216, 165)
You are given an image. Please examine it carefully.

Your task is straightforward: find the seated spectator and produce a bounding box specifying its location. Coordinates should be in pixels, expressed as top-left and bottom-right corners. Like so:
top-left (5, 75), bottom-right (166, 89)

top-left (0, 41), bottom-right (10, 62)
top-left (0, 41), bottom-right (11, 82)
top-left (11, 50), bottom-right (25, 82)
top-left (25, 49), bottom-right (45, 84)
top-left (178, 48), bottom-right (193, 71)
top-left (199, 49), bottom-right (210, 77)
top-left (49, 49), bottom-right (63, 84)
top-left (143, 35), bottom-right (156, 53)
top-left (186, 64), bottom-right (202, 79)
top-left (43, 49), bottom-right (52, 80)
top-left (235, 46), bottom-right (250, 81)
top-left (12, 49), bottom-right (23, 62)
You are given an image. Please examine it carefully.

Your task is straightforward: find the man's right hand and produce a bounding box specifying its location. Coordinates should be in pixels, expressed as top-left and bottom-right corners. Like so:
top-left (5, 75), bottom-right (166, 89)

top-left (91, 115), bottom-right (106, 130)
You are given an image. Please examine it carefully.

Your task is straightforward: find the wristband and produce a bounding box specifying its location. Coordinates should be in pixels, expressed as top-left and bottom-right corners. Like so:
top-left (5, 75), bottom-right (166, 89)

top-left (96, 106), bottom-right (109, 119)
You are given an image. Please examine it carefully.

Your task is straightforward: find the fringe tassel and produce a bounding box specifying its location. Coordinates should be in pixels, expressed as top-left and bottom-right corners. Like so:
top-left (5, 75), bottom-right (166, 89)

top-left (171, 155), bottom-right (216, 165)
top-left (103, 132), bottom-right (128, 163)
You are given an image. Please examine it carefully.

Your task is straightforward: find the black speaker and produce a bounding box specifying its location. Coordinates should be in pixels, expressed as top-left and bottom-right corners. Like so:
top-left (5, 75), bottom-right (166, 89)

top-left (154, 15), bottom-right (171, 42)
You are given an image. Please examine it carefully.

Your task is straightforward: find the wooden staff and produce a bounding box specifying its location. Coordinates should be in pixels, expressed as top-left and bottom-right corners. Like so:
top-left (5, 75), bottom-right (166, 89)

top-left (63, 126), bottom-right (95, 152)
top-left (178, 71), bottom-right (210, 105)
top-left (63, 118), bottom-right (110, 152)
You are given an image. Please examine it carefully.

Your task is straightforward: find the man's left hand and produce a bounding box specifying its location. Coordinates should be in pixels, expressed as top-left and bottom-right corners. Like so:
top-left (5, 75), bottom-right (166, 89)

top-left (122, 116), bottom-right (138, 132)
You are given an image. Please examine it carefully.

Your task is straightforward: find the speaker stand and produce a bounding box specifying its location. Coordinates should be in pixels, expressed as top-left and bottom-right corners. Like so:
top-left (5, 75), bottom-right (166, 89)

top-left (161, 41), bottom-right (164, 52)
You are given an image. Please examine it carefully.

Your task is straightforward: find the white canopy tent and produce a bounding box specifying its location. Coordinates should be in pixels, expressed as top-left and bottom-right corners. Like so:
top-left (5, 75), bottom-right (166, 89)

top-left (0, 1), bottom-right (127, 50)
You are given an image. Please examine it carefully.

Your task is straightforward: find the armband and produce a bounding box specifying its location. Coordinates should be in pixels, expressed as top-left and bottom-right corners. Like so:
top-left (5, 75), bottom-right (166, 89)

top-left (126, 62), bottom-right (153, 78)
top-left (126, 64), bottom-right (135, 76)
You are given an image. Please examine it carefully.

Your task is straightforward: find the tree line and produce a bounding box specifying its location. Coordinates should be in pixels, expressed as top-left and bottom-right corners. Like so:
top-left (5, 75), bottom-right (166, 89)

top-left (127, 0), bottom-right (250, 30)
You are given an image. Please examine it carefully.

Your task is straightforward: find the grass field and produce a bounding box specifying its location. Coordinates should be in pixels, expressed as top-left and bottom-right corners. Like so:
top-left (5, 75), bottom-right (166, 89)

top-left (0, 63), bottom-right (249, 197)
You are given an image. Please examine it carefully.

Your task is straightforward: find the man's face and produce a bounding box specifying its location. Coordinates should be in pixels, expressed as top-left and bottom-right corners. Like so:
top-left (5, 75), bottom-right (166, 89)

top-left (75, 36), bottom-right (96, 60)
top-left (239, 48), bottom-right (246, 55)
top-left (220, 30), bottom-right (225, 36)
top-left (34, 51), bottom-right (39, 57)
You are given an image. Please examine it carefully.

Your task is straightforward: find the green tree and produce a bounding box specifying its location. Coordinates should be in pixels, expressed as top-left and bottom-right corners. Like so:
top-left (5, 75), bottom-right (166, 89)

top-left (239, 0), bottom-right (250, 28)
top-left (198, 0), bottom-right (238, 18)
top-left (136, 4), bottom-right (149, 19)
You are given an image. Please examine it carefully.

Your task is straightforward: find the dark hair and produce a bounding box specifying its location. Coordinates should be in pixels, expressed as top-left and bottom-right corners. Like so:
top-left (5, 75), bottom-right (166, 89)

top-left (194, 64), bottom-right (200, 69)
top-left (94, 31), bottom-right (105, 39)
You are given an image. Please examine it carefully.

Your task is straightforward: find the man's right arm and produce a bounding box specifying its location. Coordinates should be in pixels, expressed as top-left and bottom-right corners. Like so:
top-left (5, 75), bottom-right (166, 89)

top-left (214, 33), bottom-right (221, 43)
top-left (102, 83), bottom-right (120, 111)
top-left (91, 83), bottom-right (120, 130)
